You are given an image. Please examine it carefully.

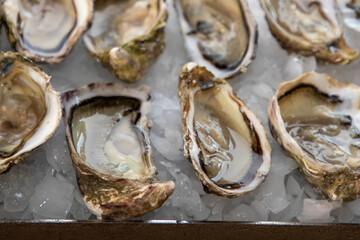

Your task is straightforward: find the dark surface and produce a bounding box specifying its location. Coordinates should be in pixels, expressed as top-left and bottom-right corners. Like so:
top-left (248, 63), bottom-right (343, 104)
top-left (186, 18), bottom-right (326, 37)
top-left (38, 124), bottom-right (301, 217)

top-left (0, 221), bottom-right (360, 240)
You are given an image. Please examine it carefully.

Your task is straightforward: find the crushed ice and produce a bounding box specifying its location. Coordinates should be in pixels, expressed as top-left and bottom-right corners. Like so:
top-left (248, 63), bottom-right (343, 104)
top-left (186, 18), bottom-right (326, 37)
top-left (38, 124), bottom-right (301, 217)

top-left (0, 0), bottom-right (360, 222)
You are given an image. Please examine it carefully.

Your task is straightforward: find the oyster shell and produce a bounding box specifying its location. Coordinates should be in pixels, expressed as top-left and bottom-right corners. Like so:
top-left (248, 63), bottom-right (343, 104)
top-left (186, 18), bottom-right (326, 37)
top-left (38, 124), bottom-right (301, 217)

top-left (0, 51), bottom-right (61, 173)
top-left (2, 0), bottom-right (93, 63)
top-left (178, 63), bottom-right (271, 198)
top-left (268, 72), bottom-right (360, 201)
top-left (62, 83), bottom-right (174, 220)
top-left (348, 0), bottom-right (360, 18)
top-left (83, 0), bottom-right (167, 83)
top-left (174, 0), bottom-right (258, 79)
top-left (260, 0), bottom-right (359, 64)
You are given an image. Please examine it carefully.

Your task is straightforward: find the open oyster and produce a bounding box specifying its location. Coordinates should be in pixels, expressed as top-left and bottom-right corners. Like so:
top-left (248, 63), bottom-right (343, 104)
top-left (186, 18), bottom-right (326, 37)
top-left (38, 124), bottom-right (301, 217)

top-left (178, 63), bottom-right (271, 198)
top-left (2, 0), bottom-right (93, 63)
top-left (268, 72), bottom-right (360, 201)
top-left (260, 0), bottom-right (359, 64)
top-left (0, 52), bottom-right (61, 173)
top-left (174, 0), bottom-right (258, 79)
top-left (83, 0), bottom-right (167, 83)
top-left (62, 83), bottom-right (174, 220)
top-left (348, 0), bottom-right (360, 18)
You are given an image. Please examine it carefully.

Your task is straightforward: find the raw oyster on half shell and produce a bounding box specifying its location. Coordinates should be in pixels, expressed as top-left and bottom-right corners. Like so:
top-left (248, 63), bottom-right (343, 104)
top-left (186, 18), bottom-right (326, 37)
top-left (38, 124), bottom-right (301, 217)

top-left (178, 63), bottom-right (271, 198)
top-left (260, 0), bottom-right (359, 64)
top-left (62, 83), bottom-right (174, 220)
top-left (174, 0), bottom-right (258, 79)
top-left (83, 0), bottom-right (167, 83)
top-left (268, 72), bottom-right (360, 201)
top-left (2, 0), bottom-right (93, 63)
top-left (0, 52), bottom-right (61, 174)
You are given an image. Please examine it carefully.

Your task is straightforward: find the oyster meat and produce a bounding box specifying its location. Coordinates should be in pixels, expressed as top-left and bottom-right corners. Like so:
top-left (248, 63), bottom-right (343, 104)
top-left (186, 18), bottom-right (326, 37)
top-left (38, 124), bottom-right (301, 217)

top-left (268, 72), bottom-right (360, 201)
top-left (348, 0), bottom-right (360, 17)
top-left (62, 83), bottom-right (174, 220)
top-left (174, 0), bottom-right (258, 79)
top-left (2, 0), bottom-right (93, 63)
top-left (178, 63), bottom-right (271, 198)
top-left (83, 0), bottom-right (167, 83)
top-left (260, 0), bottom-right (359, 64)
top-left (0, 52), bottom-right (61, 173)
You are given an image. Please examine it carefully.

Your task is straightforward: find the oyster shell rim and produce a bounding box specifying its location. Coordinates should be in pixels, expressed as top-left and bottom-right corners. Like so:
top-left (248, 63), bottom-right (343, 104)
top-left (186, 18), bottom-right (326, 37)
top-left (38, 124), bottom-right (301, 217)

top-left (2, 0), bottom-right (94, 63)
top-left (82, 0), bottom-right (168, 83)
top-left (178, 62), bottom-right (271, 198)
top-left (0, 51), bottom-right (62, 174)
top-left (268, 71), bottom-right (360, 201)
top-left (259, 0), bottom-right (359, 65)
top-left (174, 0), bottom-right (258, 79)
top-left (61, 82), bottom-right (156, 181)
top-left (61, 82), bottom-right (175, 220)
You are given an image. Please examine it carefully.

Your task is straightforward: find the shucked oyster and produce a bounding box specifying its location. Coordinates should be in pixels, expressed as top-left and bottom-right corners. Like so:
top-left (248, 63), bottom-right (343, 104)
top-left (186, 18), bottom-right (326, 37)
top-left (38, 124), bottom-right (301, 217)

top-left (348, 0), bottom-right (360, 18)
top-left (268, 72), bottom-right (360, 201)
top-left (83, 0), bottom-right (167, 83)
top-left (62, 83), bottom-right (174, 220)
top-left (2, 0), bottom-right (93, 63)
top-left (0, 52), bottom-right (61, 173)
top-left (175, 0), bottom-right (258, 79)
top-left (260, 0), bottom-right (359, 64)
top-left (178, 63), bottom-right (271, 198)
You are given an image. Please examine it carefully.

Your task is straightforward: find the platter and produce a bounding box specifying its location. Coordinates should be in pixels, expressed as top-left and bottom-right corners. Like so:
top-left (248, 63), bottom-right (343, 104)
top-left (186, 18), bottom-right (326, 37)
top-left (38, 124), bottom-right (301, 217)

top-left (1, 0), bottom-right (360, 226)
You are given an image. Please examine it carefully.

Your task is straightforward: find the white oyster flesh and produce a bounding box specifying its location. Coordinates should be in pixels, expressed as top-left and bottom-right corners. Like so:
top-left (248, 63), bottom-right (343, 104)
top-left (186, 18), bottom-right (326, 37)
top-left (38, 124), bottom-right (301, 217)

top-left (175, 0), bottom-right (257, 78)
top-left (193, 87), bottom-right (259, 186)
top-left (70, 97), bottom-right (152, 181)
top-left (0, 52), bottom-right (61, 173)
top-left (19, 0), bottom-right (76, 54)
top-left (262, 0), bottom-right (341, 44)
top-left (85, 0), bottom-right (159, 52)
top-left (3, 0), bottom-right (93, 62)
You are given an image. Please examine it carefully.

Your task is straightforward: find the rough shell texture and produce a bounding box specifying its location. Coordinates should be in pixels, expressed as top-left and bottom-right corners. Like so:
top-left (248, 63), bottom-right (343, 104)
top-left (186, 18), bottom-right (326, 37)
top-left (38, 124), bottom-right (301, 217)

top-left (268, 72), bottom-right (360, 201)
top-left (83, 0), bottom-right (167, 83)
top-left (348, 0), bottom-right (360, 17)
top-left (175, 0), bottom-right (258, 79)
top-left (260, 0), bottom-right (358, 64)
top-left (2, 0), bottom-right (93, 63)
top-left (178, 62), bottom-right (271, 198)
top-left (0, 51), bottom-right (61, 173)
top-left (62, 83), bottom-right (174, 220)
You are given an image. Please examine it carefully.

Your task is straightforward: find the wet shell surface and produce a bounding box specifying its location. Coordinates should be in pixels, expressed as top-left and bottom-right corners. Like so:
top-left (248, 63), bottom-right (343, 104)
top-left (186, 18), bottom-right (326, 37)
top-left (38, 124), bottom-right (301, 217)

top-left (62, 83), bottom-right (174, 220)
top-left (83, 0), bottom-right (167, 83)
top-left (2, 0), bottom-right (93, 63)
top-left (174, 0), bottom-right (258, 79)
top-left (268, 72), bottom-right (360, 201)
top-left (348, 0), bottom-right (360, 17)
top-left (260, 0), bottom-right (359, 64)
top-left (178, 63), bottom-right (271, 198)
top-left (0, 51), bottom-right (61, 174)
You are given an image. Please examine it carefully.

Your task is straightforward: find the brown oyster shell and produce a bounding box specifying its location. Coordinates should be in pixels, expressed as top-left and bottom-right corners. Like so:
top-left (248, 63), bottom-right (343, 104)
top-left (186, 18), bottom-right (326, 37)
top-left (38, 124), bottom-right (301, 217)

top-left (62, 83), bottom-right (174, 220)
top-left (83, 0), bottom-right (167, 83)
top-left (260, 0), bottom-right (358, 64)
top-left (2, 0), bottom-right (93, 63)
top-left (178, 63), bottom-right (271, 198)
top-left (0, 51), bottom-right (61, 173)
top-left (175, 0), bottom-right (258, 79)
top-left (268, 72), bottom-right (360, 201)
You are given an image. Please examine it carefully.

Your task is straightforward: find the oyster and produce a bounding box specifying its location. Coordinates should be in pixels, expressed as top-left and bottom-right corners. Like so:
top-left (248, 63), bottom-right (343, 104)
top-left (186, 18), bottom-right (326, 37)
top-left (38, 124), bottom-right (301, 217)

top-left (2, 0), bottom-right (93, 63)
top-left (174, 0), bottom-right (258, 79)
top-left (268, 72), bottom-right (360, 201)
top-left (260, 0), bottom-right (359, 64)
top-left (62, 83), bottom-right (174, 220)
top-left (83, 0), bottom-right (167, 83)
top-left (0, 52), bottom-right (61, 173)
top-left (178, 63), bottom-right (271, 198)
top-left (348, 0), bottom-right (360, 18)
